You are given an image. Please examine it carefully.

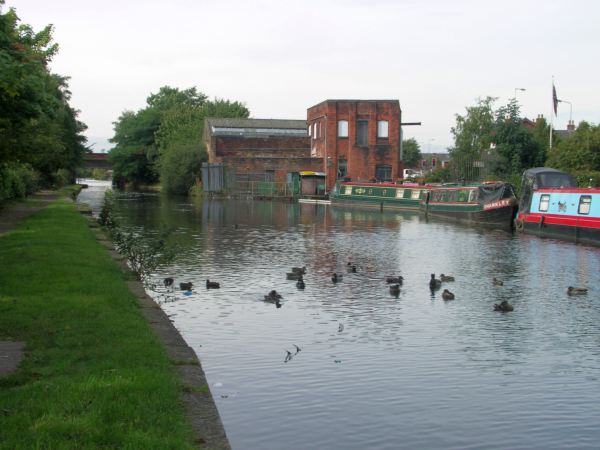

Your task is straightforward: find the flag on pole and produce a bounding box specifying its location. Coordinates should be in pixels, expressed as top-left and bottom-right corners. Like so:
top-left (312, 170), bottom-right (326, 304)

top-left (552, 83), bottom-right (558, 116)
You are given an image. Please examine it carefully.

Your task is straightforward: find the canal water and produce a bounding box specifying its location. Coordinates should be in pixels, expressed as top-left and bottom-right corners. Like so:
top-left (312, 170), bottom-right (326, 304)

top-left (78, 181), bottom-right (600, 450)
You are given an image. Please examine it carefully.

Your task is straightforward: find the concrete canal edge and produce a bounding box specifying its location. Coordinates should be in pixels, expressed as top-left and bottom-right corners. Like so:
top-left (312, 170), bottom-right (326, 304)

top-left (88, 217), bottom-right (232, 450)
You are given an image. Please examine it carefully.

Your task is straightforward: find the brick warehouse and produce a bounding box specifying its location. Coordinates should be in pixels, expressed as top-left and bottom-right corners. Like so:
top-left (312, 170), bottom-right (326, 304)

top-left (203, 118), bottom-right (321, 183)
top-left (307, 100), bottom-right (402, 191)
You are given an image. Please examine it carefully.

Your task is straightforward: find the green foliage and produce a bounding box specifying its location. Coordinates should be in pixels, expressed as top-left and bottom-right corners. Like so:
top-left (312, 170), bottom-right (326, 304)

top-left (450, 96), bottom-right (496, 159)
top-left (160, 140), bottom-right (205, 195)
top-left (424, 165), bottom-right (452, 183)
top-left (493, 100), bottom-right (544, 177)
top-left (0, 2), bottom-right (87, 188)
top-left (402, 138), bottom-right (422, 168)
top-left (547, 121), bottom-right (600, 173)
top-left (0, 161), bottom-right (39, 204)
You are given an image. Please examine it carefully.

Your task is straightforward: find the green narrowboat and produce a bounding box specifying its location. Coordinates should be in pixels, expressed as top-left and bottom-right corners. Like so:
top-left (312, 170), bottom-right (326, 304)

top-left (330, 181), bottom-right (430, 210)
top-left (420, 182), bottom-right (518, 229)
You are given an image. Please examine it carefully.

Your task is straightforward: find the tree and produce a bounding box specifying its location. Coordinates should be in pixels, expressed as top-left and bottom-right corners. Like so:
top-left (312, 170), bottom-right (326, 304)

top-left (155, 98), bottom-right (249, 194)
top-left (493, 99), bottom-right (544, 177)
top-left (449, 96), bottom-right (496, 159)
top-left (402, 138), bottom-right (422, 168)
top-left (0, 1), bottom-right (87, 189)
top-left (547, 121), bottom-right (600, 172)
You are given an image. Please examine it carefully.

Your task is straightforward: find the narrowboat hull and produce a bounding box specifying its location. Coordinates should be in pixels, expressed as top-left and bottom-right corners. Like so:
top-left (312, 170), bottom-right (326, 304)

top-left (423, 200), bottom-right (517, 229)
top-left (517, 213), bottom-right (600, 247)
top-left (330, 182), bottom-right (429, 210)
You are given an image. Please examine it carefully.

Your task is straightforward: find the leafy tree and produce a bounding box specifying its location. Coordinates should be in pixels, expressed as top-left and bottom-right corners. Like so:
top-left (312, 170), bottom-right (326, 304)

top-left (547, 121), bottom-right (600, 172)
top-left (449, 96), bottom-right (496, 159)
top-left (155, 98), bottom-right (249, 194)
top-left (402, 138), bottom-right (422, 168)
top-left (0, 1), bottom-right (87, 192)
top-left (493, 100), bottom-right (544, 177)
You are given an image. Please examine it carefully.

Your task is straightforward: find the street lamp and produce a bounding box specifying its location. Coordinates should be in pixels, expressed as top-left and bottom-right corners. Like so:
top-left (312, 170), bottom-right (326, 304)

top-left (514, 87), bottom-right (526, 100)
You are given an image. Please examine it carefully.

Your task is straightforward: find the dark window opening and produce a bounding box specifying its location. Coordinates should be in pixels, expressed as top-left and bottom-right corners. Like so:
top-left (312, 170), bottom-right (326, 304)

top-left (337, 159), bottom-right (348, 180)
top-left (375, 165), bottom-right (392, 181)
top-left (357, 120), bottom-right (368, 146)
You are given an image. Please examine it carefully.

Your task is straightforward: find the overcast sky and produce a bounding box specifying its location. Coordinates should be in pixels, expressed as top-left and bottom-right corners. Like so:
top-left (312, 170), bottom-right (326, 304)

top-left (8, 0), bottom-right (600, 152)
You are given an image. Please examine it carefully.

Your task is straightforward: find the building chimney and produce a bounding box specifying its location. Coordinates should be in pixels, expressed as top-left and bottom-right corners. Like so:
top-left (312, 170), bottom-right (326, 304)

top-left (535, 114), bottom-right (545, 124)
top-left (567, 120), bottom-right (575, 131)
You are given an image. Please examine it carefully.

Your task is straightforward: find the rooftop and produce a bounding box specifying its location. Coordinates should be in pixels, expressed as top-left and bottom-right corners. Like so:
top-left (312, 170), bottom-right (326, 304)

top-left (205, 118), bottom-right (308, 138)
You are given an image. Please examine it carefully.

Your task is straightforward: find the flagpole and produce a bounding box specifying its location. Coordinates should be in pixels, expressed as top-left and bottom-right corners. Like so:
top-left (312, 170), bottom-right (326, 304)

top-left (549, 76), bottom-right (554, 149)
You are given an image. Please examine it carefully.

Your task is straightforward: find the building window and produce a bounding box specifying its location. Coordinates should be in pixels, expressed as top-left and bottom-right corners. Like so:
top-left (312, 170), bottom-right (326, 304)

top-left (337, 159), bottom-right (348, 179)
top-left (312, 123), bottom-right (317, 139)
top-left (375, 164), bottom-right (392, 181)
top-left (578, 195), bottom-right (591, 214)
top-left (338, 120), bottom-right (348, 138)
top-left (308, 124), bottom-right (312, 136)
top-left (539, 194), bottom-right (550, 212)
top-left (319, 122), bottom-right (322, 139)
top-left (377, 120), bottom-right (389, 138)
top-left (357, 120), bottom-right (368, 146)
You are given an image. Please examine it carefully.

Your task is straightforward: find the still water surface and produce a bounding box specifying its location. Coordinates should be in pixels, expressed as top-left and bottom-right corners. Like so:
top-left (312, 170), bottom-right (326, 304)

top-left (79, 181), bottom-right (600, 450)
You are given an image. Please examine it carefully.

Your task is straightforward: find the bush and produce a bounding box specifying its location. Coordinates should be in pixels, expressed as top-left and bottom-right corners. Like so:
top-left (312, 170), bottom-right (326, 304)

top-left (0, 163), bottom-right (40, 205)
top-left (159, 140), bottom-right (205, 195)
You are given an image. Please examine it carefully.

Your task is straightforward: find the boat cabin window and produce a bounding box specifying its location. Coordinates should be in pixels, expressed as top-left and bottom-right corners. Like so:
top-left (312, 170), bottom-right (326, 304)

top-left (411, 189), bottom-right (421, 200)
top-left (539, 194), bottom-right (550, 212)
top-left (578, 195), bottom-right (592, 215)
top-left (343, 185), bottom-right (353, 195)
top-left (395, 189), bottom-right (405, 199)
top-left (468, 190), bottom-right (478, 202)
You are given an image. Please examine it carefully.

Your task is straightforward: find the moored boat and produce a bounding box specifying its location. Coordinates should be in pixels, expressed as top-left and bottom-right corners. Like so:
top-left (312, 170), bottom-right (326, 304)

top-left (421, 182), bottom-right (518, 229)
top-left (515, 167), bottom-right (600, 246)
top-left (330, 181), bottom-right (430, 210)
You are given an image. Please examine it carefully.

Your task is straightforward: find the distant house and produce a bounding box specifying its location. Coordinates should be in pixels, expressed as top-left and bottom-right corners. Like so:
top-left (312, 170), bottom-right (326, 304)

top-left (420, 153), bottom-right (450, 172)
top-left (203, 118), bottom-right (321, 183)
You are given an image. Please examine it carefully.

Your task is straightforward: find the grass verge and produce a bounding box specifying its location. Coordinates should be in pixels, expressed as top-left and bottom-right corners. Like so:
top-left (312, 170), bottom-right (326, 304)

top-left (0, 199), bottom-right (196, 449)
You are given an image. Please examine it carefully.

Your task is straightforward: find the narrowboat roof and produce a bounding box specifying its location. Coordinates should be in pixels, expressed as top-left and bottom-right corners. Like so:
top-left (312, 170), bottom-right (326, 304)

top-left (535, 187), bottom-right (600, 194)
top-left (522, 167), bottom-right (577, 188)
top-left (338, 181), bottom-right (430, 188)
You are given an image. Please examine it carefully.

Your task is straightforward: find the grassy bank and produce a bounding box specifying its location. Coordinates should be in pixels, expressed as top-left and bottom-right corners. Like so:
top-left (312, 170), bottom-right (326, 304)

top-left (0, 199), bottom-right (196, 449)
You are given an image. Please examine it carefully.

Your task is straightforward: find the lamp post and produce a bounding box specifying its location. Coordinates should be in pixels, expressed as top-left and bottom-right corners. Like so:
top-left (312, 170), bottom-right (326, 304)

top-left (514, 87), bottom-right (526, 100)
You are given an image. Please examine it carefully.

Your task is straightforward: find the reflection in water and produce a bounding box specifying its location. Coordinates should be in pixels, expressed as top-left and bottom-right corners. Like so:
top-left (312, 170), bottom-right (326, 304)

top-left (79, 184), bottom-right (600, 450)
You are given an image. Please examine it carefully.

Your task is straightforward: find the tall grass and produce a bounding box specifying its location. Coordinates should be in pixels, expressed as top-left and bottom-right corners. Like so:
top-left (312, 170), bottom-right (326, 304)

top-left (0, 200), bottom-right (196, 449)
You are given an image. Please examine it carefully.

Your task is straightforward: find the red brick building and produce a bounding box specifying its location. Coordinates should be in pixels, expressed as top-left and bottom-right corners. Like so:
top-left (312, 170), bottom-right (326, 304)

top-left (204, 118), bottom-right (321, 182)
top-left (306, 100), bottom-right (402, 191)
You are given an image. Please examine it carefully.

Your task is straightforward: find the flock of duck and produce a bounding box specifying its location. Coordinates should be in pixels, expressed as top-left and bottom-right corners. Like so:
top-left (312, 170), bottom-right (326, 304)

top-left (161, 265), bottom-right (589, 314)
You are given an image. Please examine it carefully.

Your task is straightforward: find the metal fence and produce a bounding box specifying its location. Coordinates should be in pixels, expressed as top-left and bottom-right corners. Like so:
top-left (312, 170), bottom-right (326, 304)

top-left (428, 150), bottom-right (503, 183)
top-left (232, 181), bottom-right (295, 198)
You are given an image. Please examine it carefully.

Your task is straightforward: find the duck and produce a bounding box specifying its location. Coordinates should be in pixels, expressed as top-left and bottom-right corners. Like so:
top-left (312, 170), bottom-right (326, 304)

top-left (163, 277), bottom-right (174, 287)
top-left (332, 273), bottom-right (343, 283)
top-left (440, 274), bottom-right (455, 282)
top-left (441, 289), bottom-right (455, 300)
top-left (492, 277), bottom-right (504, 286)
top-left (296, 277), bottom-right (305, 289)
top-left (179, 282), bottom-right (193, 291)
top-left (292, 266), bottom-right (306, 274)
top-left (386, 276), bottom-right (404, 285)
top-left (429, 274), bottom-right (441, 290)
top-left (493, 300), bottom-right (514, 312)
top-left (567, 286), bottom-right (588, 296)
top-left (206, 279), bottom-right (220, 289)
top-left (286, 272), bottom-right (303, 280)
top-left (346, 263), bottom-right (357, 273)
top-left (389, 284), bottom-right (401, 297)
top-left (264, 290), bottom-right (283, 307)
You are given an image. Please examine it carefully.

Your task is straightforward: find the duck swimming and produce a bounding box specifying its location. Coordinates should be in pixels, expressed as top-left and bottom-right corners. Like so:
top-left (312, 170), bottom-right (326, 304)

top-left (492, 277), bottom-right (504, 286)
top-left (567, 286), bottom-right (588, 296)
top-left (332, 273), bottom-right (343, 283)
top-left (389, 284), bottom-right (400, 297)
top-left (286, 272), bottom-right (303, 280)
top-left (347, 263), bottom-right (357, 273)
top-left (440, 274), bottom-right (455, 282)
top-left (441, 289), bottom-right (455, 300)
top-left (179, 282), bottom-right (193, 291)
top-left (163, 277), bottom-right (174, 287)
top-left (296, 277), bottom-right (305, 289)
top-left (206, 279), bottom-right (220, 289)
top-left (386, 276), bottom-right (404, 285)
top-left (429, 274), bottom-right (441, 290)
top-left (493, 300), bottom-right (514, 312)
top-left (292, 266), bottom-right (306, 274)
